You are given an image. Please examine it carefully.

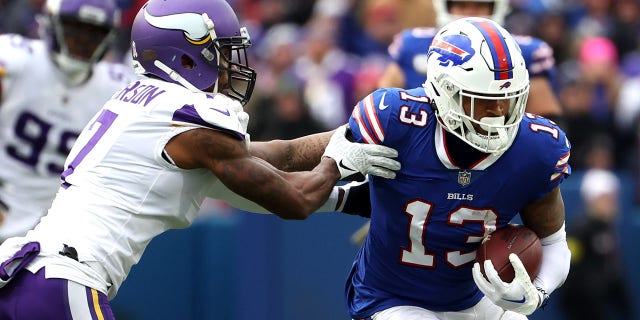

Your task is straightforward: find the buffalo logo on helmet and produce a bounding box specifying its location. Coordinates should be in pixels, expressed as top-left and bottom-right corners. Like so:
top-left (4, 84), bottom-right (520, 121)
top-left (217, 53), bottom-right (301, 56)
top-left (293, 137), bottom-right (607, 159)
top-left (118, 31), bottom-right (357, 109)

top-left (428, 34), bottom-right (475, 67)
top-left (499, 81), bottom-right (512, 90)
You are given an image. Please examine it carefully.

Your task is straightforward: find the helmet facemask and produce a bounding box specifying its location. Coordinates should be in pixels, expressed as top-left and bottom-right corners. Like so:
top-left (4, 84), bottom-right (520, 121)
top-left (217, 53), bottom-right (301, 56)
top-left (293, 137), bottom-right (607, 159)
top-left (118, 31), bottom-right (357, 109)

top-left (208, 27), bottom-right (256, 105)
top-left (433, 78), bottom-right (528, 153)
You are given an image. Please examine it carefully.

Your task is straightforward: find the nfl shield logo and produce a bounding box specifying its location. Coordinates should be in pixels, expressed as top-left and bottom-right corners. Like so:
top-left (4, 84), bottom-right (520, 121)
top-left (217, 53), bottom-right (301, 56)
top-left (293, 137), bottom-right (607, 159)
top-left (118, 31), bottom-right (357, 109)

top-left (458, 170), bottom-right (471, 186)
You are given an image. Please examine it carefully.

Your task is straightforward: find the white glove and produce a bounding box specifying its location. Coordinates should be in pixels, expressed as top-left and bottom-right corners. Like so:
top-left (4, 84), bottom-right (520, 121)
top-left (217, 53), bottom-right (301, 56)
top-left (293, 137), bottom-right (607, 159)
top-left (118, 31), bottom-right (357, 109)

top-left (472, 253), bottom-right (542, 315)
top-left (323, 125), bottom-right (400, 180)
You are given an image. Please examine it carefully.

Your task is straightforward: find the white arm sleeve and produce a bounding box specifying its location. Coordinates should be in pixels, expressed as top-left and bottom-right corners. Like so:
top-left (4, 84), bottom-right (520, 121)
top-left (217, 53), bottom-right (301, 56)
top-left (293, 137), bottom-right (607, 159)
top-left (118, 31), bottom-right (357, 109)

top-left (533, 223), bottom-right (571, 297)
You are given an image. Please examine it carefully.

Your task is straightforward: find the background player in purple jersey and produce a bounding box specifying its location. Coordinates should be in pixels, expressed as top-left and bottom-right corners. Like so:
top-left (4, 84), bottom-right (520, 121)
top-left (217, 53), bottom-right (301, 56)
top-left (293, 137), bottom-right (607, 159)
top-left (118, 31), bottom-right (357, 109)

top-left (344, 17), bottom-right (571, 319)
top-left (0, 0), bottom-right (400, 318)
top-left (352, 0), bottom-right (564, 247)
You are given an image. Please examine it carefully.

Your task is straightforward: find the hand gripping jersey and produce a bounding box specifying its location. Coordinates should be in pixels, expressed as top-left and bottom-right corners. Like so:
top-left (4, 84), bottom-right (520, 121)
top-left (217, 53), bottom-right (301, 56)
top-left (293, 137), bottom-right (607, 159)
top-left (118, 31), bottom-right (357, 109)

top-left (388, 27), bottom-right (555, 88)
top-left (0, 34), bottom-right (135, 241)
top-left (345, 87), bottom-right (571, 318)
top-left (6, 77), bottom-right (248, 299)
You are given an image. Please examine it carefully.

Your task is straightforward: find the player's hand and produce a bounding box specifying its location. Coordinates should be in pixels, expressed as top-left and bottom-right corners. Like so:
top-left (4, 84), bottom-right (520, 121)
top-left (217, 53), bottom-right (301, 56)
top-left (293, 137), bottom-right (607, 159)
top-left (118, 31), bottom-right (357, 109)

top-left (323, 124), bottom-right (400, 180)
top-left (336, 177), bottom-right (371, 218)
top-left (472, 253), bottom-right (542, 315)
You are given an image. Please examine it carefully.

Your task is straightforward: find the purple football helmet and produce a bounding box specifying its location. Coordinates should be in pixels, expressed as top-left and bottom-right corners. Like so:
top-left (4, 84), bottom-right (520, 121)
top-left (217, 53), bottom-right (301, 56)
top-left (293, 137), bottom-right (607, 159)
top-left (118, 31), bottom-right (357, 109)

top-left (130, 0), bottom-right (257, 105)
top-left (41, 0), bottom-right (120, 83)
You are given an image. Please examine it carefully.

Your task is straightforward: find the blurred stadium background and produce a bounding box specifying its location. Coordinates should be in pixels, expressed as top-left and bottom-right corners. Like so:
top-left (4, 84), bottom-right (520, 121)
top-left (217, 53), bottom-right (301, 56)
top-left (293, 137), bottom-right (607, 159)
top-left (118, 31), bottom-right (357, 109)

top-left (2, 0), bottom-right (640, 319)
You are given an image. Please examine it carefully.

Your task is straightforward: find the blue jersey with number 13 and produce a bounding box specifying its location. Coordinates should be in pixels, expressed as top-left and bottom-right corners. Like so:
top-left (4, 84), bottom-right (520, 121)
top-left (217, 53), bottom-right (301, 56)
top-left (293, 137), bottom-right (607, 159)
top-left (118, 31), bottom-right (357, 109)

top-left (345, 86), bottom-right (571, 318)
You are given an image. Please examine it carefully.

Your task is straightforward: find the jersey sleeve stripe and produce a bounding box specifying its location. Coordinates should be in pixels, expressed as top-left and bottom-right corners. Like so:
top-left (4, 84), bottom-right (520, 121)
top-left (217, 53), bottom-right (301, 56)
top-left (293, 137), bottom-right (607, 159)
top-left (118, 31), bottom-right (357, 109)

top-left (550, 166), bottom-right (570, 182)
top-left (362, 94), bottom-right (386, 143)
top-left (353, 103), bottom-right (379, 145)
top-left (550, 151), bottom-right (571, 182)
top-left (555, 151), bottom-right (570, 168)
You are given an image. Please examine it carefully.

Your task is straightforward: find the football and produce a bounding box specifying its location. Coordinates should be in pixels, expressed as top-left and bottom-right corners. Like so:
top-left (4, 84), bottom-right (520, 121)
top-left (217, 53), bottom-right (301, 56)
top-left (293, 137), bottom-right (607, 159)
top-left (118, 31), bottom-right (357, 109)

top-left (476, 224), bottom-right (542, 283)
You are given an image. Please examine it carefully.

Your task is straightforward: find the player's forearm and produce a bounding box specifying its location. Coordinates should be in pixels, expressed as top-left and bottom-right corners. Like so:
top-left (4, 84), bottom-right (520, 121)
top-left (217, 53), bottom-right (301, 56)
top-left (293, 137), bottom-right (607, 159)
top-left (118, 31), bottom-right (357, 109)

top-left (262, 157), bottom-right (340, 219)
top-left (249, 131), bottom-right (333, 172)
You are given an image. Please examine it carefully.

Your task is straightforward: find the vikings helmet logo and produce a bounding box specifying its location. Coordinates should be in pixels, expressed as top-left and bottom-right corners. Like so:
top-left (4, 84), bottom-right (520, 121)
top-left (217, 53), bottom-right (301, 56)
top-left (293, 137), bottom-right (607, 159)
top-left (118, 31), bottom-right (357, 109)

top-left (428, 34), bottom-right (475, 67)
top-left (143, 8), bottom-right (211, 45)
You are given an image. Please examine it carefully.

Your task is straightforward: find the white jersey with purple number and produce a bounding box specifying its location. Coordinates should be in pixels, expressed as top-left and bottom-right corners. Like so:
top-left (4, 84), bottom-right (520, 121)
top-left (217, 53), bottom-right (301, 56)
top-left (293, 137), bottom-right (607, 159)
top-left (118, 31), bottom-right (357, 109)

top-left (0, 34), bottom-right (135, 241)
top-left (21, 77), bottom-right (248, 299)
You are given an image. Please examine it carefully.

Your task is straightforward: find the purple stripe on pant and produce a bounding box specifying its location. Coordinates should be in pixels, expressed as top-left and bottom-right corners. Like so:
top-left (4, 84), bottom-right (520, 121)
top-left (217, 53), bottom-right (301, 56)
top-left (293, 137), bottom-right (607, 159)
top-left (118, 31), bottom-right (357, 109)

top-left (0, 268), bottom-right (115, 320)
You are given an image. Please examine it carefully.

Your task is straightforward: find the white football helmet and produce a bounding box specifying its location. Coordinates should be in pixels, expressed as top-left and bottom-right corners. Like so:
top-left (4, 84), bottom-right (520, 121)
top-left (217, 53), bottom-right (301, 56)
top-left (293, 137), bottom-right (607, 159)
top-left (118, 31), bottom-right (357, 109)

top-left (433, 0), bottom-right (511, 27)
top-left (423, 17), bottom-right (529, 153)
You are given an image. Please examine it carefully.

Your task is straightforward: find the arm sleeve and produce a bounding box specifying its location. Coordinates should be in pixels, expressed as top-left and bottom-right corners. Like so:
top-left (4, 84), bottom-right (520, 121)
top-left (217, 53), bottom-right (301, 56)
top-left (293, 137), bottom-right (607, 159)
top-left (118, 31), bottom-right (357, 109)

top-left (533, 223), bottom-right (571, 298)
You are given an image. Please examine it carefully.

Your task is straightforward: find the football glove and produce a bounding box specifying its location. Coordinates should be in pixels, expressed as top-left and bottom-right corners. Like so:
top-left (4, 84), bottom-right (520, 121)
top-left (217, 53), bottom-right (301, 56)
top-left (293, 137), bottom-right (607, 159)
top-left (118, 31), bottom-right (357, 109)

top-left (472, 253), bottom-right (542, 315)
top-left (323, 124), bottom-right (400, 180)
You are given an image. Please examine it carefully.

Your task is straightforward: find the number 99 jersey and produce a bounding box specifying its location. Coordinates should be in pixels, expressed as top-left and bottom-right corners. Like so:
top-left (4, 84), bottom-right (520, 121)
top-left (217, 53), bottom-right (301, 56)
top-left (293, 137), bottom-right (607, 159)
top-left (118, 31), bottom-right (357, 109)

top-left (345, 87), bottom-right (571, 318)
top-left (0, 34), bottom-right (134, 241)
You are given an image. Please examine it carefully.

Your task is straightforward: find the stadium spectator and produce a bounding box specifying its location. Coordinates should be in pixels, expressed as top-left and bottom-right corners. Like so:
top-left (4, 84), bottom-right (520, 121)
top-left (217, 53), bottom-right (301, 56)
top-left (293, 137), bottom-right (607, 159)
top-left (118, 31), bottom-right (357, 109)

top-left (560, 169), bottom-right (635, 320)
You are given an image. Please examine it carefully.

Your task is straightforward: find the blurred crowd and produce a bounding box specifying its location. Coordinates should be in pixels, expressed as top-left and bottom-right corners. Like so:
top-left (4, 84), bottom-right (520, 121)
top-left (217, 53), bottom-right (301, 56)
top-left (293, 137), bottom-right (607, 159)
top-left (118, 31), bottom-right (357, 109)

top-left (2, 1), bottom-right (640, 318)
top-left (2, 0), bottom-right (640, 174)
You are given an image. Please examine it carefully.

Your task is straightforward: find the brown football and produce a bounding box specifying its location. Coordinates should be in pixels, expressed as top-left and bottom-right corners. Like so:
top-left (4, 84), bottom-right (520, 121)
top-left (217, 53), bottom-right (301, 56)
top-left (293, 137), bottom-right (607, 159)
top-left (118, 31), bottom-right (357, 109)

top-left (476, 224), bottom-right (542, 283)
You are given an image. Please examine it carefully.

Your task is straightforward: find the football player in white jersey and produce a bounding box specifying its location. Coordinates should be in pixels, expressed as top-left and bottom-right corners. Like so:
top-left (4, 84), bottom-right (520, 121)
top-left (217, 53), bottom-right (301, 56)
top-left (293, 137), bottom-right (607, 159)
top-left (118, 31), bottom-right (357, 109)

top-left (0, 0), bottom-right (400, 318)
top-left (0, 0), bottom-right (136, 242)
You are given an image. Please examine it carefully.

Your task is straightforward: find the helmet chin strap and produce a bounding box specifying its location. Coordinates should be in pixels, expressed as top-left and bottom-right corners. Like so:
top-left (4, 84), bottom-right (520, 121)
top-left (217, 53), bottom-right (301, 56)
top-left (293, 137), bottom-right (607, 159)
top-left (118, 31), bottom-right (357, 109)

top-left (201, 12), bottom-right (220, 96)
top-left (154, 60), bottom-right (201, 93)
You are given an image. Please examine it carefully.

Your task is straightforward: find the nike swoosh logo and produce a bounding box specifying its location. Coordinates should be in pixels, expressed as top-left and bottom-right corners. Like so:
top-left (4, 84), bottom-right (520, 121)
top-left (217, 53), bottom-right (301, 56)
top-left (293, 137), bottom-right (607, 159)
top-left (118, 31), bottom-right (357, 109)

top-left (209, 107), bottom-right (231, 116)
top-left (503, 296), bottom-right (526, 304)
top-left (338, 160), bottom-right (355, 172)
top-left (378, 92), bottom-right (389, 110)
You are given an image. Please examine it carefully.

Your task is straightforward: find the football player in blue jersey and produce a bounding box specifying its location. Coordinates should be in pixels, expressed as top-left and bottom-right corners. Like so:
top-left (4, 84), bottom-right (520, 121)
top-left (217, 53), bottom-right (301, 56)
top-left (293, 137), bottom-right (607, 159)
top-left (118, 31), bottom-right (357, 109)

top-left (352, 0), bottom-right (564, 247)
top-left (344, 17), bottom-right (571, 319)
